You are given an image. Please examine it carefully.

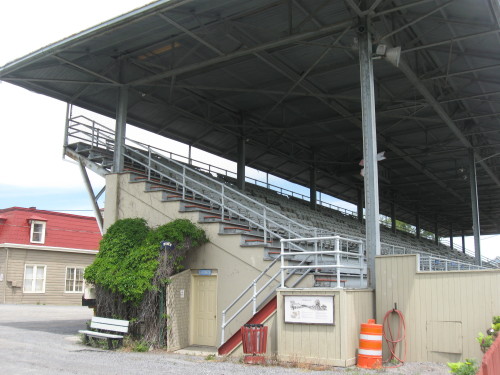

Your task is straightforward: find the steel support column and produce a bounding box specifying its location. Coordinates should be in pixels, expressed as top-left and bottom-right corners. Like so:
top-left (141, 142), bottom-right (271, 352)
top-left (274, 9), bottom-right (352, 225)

top-left (113, 85), bottom-right (128, 173)
top-left (390, 200), bottom-right (396, 233)
top-left (469, 149), bottom-right (481, 265)
top-left (449, 224), bottom-right (453, 250)
top-left (434, 218), bottom-right (439, 245)
top-left (237, 137), bottom-right (246, 190)
top-left (462, 230), bottom-right (466, 254)
top-left (63, 102), bottom-right (72, 157)
top-left (358, 23), bottom-right (381, 288)
top-left (309, 167), bottom-right (317, 210)
top-left (416, 213), bottom-right (421, 239)
top-left (357, 188), bottom-right (364, 223)
top-left (78, 160), bottom-right (104, 234)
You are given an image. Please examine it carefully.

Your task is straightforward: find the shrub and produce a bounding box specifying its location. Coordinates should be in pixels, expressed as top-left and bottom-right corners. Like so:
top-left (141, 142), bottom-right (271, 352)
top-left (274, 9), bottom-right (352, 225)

top-left (477, 332), bottom-right (494, 353)
top-left (447, 359), bottom-right (478, 375)
top-left (83, 218), bottom-right (208, 347)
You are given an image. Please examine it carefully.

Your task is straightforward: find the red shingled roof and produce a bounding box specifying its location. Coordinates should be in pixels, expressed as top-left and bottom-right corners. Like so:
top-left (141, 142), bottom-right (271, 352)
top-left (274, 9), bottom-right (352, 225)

top-left (0, 207), bottom-right (101, 250)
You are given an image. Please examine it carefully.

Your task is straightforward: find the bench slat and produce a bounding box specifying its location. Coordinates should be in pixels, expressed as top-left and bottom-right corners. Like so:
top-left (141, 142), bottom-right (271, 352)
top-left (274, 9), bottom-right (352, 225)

top-left (78, 330), bottom-right (124, 339)
top-left (90, 321), bottom-right (129, 333)
top-left (92, 317), bottom-right (129, 327)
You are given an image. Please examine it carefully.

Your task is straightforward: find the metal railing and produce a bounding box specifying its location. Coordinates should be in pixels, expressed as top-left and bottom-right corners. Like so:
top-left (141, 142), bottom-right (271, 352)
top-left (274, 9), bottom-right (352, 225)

top-left (66, 116), bottom-right (335, 244)
top-left (220, 235), bottom-right (366, 345)
top-left (280, 236), bottom-right (365, 289)
top-left (419, 254), bottom-right (488, 272)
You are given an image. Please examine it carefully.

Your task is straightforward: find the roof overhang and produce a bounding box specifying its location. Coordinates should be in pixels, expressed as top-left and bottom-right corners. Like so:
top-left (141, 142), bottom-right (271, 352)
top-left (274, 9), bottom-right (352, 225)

top-left (2, 0), bottom-right (500, 236)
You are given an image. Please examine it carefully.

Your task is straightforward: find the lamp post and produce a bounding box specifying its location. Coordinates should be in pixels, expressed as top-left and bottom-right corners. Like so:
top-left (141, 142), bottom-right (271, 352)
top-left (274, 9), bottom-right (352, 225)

top-left (159, 241), bottom-right (175, 347)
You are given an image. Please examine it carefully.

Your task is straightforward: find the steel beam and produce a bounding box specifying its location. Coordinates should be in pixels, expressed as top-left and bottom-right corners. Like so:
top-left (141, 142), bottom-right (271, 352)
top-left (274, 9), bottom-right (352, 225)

top-left (358, 188), bottom-right (364, 223)
top-left (416, 213), bottom-right (421, 239)
top-left (78, 161), bottom-right (103, 234)
top-left (309, 167), bottom-right (317, 210)
top-left (449, 223), bottom-right (453, 250)
top-left (129, 19), bottom-right (353, 86)
top-left (358, 23), bottom-right (381, 289)
top-left (434, 219), bottom-right (439, 245)
top-left (237, 136), bottom-right (246, 190)
top-left (469, 149), bottom-right (482, 265)
top-left (113, 85), bottom-right (128, 173)
top-left (391, 200), bottom-right (396, 233)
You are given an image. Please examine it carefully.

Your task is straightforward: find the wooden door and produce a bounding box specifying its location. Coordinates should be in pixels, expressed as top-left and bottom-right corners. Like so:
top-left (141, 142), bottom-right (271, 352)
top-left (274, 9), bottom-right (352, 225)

top-left (191, 275), bottom-right (217, 346)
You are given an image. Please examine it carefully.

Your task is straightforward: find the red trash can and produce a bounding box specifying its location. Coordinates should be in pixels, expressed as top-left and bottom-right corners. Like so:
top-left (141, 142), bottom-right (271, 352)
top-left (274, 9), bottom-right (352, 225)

top-left (241, 324), bottom-right (268, 364)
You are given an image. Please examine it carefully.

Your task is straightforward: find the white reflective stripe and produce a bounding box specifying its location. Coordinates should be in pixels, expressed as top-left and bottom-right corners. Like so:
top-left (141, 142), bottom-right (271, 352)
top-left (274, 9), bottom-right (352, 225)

top-left (358, 348), bottom-right (382, 356)
top-left (360, 334), bottom-right (382, 341)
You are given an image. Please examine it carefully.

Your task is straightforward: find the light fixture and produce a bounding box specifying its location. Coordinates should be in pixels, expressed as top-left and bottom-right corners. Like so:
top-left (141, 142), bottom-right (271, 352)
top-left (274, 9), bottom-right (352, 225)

top-left (373, 44), bottom-right (401, 67)
top-left (160, 241), bottom-right (175, 251)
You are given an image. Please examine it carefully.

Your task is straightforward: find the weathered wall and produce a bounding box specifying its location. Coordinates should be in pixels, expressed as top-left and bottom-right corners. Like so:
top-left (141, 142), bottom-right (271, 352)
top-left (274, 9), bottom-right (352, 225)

top-left (2, 248), bottom-right (95, 305)
top-left (167, 269), bottom-right (191, 351)
top-left (376, 254), bottom-right (500, 363)
top-left (276, 288), bottom-right (374, 367)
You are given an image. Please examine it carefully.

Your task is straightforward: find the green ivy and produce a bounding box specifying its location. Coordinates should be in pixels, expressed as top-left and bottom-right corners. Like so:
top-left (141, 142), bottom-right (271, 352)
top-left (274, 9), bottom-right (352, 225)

top-left (84, 218), bottom-right (207, 305)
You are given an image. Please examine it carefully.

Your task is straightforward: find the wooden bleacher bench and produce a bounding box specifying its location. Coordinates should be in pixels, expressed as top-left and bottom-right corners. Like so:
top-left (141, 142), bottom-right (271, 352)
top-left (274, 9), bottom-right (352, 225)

top-left (79, 317), bottom-right (129, 349)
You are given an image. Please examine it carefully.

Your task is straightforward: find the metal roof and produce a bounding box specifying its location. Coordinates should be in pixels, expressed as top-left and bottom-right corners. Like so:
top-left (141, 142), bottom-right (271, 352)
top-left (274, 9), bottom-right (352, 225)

top-left (2, 0), bottom-right (500, 236)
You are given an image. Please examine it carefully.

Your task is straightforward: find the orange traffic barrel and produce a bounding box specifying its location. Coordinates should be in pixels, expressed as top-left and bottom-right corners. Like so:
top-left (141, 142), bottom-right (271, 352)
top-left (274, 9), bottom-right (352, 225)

top-left (357, 319), bottom-right (383, 369)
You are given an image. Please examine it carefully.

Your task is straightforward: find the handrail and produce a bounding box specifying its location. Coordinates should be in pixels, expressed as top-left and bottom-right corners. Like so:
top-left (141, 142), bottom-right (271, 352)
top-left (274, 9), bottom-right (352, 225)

top-left (418, 254), bottom-right (488, 271)
top-left (219, 248), bottom-right (321, 345)
top-left (280, 236), bottom-right (364, 289)
top-left (66, 116), bottom-right (334, 244)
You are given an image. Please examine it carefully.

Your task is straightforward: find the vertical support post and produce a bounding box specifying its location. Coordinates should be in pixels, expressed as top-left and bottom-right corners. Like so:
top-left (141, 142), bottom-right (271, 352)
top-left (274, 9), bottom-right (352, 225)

top-left (237, 137), bottom-right (246, 190)
top-left (335, 237), bottom-right (341, 289)
top-left (469, 149), bottom-right (481, 265)
top-left (182, 167), bottom-right (186, 200)
top-left (390, 200), bottom-right (396, 233)
top-left (159, 285), bottom-right (165, 347)
top-left (462, 230), bottom-right (466, 254)
top-left (78, 161), bottom-right (104, 234)
top-left (309, 166), bottom-right (317, 210)
top-left (359, 242), bottom-right (364, 287)
top-left (434, 217), bottom-right (439, 245)
top-left (263, 208), bottom-right (267, 243)
top-left (314, 229), bottom-right (318, 269)
top-left (188, 145), bottom-right (192, 165)
top-left (62, 102), bottom-right (72, 157)
top-left (147, 146), bottom-right (152, 181)
top-left (113, 85), bottom-right (128, 173)
top-left (252, 281), bottom-right (257, 314)
top-left (415, 213), bottom-right (421, 239)
top-left (358, 21), bottom-right (381, 289)
top-left (280, 240), bottom-right (285, 288)
top-left (221, 185), bottom-right (225, 219)
top-left (357, 188), bottom-right (364, 223)
top-left (449, 223), bottom-right (453, 250)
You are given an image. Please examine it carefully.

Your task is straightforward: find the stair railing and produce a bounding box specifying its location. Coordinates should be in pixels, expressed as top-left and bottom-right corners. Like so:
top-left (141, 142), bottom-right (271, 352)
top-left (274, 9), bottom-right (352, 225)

top-left (65, 116), bottom-right (335, 248)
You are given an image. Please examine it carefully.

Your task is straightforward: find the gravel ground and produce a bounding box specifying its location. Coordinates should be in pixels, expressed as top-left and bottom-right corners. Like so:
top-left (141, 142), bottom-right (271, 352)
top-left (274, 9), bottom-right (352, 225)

top-left (0, 304), bottom-right (450, 375)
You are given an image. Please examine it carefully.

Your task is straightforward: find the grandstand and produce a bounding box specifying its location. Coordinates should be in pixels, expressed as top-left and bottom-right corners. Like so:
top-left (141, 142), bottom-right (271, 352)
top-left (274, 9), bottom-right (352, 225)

top-left (2, 0), bottom-right (500, 366)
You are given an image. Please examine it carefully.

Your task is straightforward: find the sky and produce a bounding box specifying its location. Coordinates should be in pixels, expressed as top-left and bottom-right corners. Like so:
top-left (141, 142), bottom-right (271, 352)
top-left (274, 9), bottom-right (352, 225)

top-left (0, 1), bottom-right (498, 260)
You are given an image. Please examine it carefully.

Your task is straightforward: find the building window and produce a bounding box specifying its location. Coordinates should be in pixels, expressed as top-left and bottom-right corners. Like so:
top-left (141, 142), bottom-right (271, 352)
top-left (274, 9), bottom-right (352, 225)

top-left (65, 267), bottom-right (84, 293)
top-left (30, 220), bottom-right (46, 244)
top-left (23, 265), bottom-right (46, 293)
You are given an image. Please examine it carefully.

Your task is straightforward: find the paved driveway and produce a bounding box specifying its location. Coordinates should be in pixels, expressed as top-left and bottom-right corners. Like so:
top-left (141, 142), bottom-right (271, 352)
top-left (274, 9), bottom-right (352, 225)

top-left (0, 304), bottom-right (449, 375)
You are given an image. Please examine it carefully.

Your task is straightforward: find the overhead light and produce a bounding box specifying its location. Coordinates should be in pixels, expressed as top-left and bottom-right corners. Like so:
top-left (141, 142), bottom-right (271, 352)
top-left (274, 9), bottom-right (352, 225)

top-left (373, 44), bottom-right (401, 67)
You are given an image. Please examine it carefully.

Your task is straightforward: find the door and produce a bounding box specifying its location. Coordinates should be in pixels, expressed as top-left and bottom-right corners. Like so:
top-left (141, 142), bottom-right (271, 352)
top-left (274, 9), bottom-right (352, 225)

top-left (191, 275), bottom-right (217, 346)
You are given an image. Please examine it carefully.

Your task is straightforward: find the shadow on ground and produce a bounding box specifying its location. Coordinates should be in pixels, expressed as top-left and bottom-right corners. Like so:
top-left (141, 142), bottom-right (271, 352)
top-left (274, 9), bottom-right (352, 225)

top-left (0, 319), bottom-right (88, 335)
